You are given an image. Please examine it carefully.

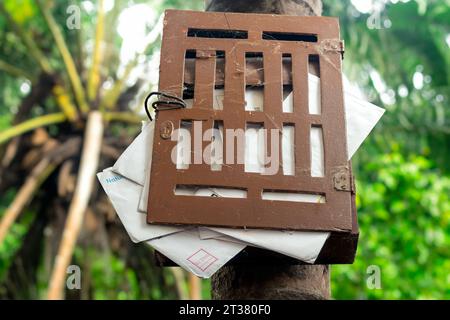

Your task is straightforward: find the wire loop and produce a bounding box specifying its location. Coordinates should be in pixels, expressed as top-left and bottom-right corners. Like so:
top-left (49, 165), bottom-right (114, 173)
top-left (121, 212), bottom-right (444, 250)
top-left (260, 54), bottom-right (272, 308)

top-left (144, 92), bottom-right (187, 121)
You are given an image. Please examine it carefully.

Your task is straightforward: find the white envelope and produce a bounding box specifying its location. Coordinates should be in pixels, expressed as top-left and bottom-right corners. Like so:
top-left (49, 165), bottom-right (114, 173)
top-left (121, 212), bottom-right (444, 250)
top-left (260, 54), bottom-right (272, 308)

top-left (344, 90), bottom-right (385, 157)
top-left (192, 188), bottom-right (328, 263)
top-left (147, 228), bottom-right (245, 278)
top-left (97, 169), bottom-right (180, 242)
top-left (198, 227), bottom-right (251, 245)
top-left (200, 227), bottom-right (329, 264)
top-left (112, 121), bottom-right (154, 186)
top-left (138, 157), bottom-right (151, 213)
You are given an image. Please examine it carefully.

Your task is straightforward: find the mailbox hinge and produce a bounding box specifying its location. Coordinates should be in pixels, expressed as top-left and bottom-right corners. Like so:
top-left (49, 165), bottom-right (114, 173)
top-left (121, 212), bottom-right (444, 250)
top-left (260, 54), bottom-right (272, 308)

top-left (319, 39), bottom-right (345, 59)
top-left (333, 167), bottom-right (354, 192)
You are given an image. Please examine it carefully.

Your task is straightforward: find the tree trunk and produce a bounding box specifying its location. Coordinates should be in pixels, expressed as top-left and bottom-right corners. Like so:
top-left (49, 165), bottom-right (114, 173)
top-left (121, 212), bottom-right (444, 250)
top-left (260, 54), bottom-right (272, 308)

top-left (207, 0), bottom-right (330, 300)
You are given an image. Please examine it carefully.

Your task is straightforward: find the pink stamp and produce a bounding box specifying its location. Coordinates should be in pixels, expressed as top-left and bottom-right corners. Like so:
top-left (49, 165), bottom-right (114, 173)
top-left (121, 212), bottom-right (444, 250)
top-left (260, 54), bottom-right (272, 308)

top-left (187, 249), bottom-right (218, 271)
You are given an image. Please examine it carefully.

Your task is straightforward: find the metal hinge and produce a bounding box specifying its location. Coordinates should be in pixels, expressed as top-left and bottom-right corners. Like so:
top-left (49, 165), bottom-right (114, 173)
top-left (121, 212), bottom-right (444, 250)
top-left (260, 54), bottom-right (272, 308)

top-left (333, 167), bottom-right (353, 192)
top-left (319, 39), bottom-right (345, 59)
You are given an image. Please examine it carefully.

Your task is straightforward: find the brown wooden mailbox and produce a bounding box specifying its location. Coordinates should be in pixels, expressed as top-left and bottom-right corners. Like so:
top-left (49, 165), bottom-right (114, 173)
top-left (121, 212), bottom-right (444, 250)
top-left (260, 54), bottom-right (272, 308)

top-left (148, 10), bottom-right (358, 264)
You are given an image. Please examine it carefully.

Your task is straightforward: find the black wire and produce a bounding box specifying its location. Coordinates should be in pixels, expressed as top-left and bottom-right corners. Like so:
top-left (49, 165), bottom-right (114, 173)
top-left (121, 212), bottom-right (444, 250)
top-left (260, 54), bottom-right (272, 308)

top-left (144, 91), bottom-right (187, 121)
top-left (144, 92), bottom-right (155, 121)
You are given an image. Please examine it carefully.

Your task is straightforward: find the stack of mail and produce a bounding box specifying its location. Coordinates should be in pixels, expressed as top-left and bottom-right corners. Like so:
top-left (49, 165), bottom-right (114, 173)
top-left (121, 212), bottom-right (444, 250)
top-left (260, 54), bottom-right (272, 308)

top-left (98, 74), bottom-right (384, 278)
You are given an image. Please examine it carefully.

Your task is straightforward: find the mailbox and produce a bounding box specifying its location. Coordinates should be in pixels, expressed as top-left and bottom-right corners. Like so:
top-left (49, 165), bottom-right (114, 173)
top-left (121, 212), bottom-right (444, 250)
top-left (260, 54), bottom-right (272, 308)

top-left (148, 10), bottom-right (358, 264)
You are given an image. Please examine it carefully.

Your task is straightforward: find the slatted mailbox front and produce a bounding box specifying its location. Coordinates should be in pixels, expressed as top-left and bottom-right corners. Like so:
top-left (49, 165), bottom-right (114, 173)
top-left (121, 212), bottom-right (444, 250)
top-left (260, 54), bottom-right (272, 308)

top-left (148, 10), bottom-right (356, 237)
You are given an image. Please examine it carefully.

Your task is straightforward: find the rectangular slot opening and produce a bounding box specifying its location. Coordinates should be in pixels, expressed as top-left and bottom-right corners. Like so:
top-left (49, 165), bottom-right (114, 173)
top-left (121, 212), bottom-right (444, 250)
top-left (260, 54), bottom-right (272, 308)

top-left (183, 50), bottom-right (196, 108)
top-left (175, 121), bottom-right (192, 170)
top-left (245, 123), bottom-right (265, 173)
top-left (282, 124), bottom-right (295, 176)
top-left (211, 120), bottom-right (224, 171)
top-left (187, 28), bottom-right (248, 39)
top-left (245, 52), bottom-right (264, 111)
top-left (213, 51), bottom-right (225, 110)
top-left (308, 55), bottom-right (320, 77)
top-left (308, 55), bottom-right (321, 115)
top-left (282, 54), bottom-right (293, 113)
top-left (262, 31), bottom-right (317, 43)
top-left (311, 125), bottom-right (325, 177)
top-left (262, 190), bottom-right (325, 203)
top-left (175, 185), bottom-right (248, 198)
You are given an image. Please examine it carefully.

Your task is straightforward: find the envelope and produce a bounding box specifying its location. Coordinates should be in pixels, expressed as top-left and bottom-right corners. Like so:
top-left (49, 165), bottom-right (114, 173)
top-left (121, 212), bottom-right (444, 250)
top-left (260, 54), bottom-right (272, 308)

top-left (112, 121), bottom-right (154, 186)
top-left (200, 226), bottom-right (329, 264)
top-left (148, 228), bottom-right (245, 278)
top-left (97, 168), bottom-right (180, 242)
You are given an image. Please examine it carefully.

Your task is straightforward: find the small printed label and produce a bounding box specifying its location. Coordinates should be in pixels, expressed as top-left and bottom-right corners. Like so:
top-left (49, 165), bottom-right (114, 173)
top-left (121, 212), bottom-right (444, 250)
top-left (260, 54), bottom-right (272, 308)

top-left (105, 175), bottom-right (123, 184)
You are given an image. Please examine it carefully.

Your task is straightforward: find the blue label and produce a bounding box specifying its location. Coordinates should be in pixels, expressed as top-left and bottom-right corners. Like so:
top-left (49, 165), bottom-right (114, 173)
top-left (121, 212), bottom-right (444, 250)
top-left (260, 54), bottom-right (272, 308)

top-left (105, 176), bottom-right (123, 184)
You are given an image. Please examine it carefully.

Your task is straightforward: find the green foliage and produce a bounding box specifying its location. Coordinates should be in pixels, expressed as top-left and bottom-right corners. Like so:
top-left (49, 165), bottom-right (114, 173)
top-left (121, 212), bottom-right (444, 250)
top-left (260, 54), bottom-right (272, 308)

top-left (64, 247), bottom-right (142, 300)
top-left (332, 151), bottom-right (450, 299)
top-left (0, 114), bottom-right (12, 130)
top-left (202, 279), bottom-right (212, 300)
top-left (325, 0), bottom-right (450, 171)
top-left (88, 250), bottom-right (140, 300)
top-left (4, 0), bottom-right (37, 25)
top-left (324, 0), bottom-right (450, 299)
top-left (0, 190), bottom-right (35, 291)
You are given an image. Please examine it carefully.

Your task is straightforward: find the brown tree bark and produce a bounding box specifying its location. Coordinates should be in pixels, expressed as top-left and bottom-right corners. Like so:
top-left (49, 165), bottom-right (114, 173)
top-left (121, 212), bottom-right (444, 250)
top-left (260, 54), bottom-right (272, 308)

top-left (207, 0), bottom-right (330, 300)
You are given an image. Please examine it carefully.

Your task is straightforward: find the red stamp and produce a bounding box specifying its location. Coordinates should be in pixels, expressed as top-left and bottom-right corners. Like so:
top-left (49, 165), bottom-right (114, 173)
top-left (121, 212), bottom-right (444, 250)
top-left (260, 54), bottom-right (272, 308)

top-left (187, 249), bottom-right (218, 271)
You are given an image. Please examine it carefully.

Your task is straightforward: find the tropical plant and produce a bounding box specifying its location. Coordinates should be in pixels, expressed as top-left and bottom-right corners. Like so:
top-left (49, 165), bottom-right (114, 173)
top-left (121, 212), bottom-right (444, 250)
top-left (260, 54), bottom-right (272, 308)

top-left (0, 0), bottom-right (204, 299)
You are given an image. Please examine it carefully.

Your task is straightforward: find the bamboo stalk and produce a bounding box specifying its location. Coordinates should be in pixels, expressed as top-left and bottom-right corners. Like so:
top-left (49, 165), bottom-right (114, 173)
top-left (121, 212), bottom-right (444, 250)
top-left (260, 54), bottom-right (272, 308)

top-left (0, 113), bottom-right (67, 146)
top-left (103, 111), bottom-right (145, 124)
top-left (189, 273), bottom-right (202, 300)
top-left (47, 111), bottom-right (104, 300)
top-left (36, 0), bottom-right (89, 113)
top-left (87, 0), bottom-right (105, 102)
top-left (0, 59), bottom-right (35, 81)
top-left (171, 268), bottom-right (188, 300)
top-left (0, 144), bottom-right (57, 245)
top-left (52, 85), bottom-right (78, 122)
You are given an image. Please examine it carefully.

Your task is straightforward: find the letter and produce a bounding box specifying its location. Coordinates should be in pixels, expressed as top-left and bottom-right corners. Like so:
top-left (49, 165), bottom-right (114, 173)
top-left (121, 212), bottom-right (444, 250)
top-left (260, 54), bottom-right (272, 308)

top-left (366, 265), bottom-right (382, 289)
top-left (226, 128), bottom-right (245, 165)
top-left (66, 265), bottom-right (81, 290)
top-left (262, 128), bottom-right (280, 176)
top-left (203, 127), bottom-right (214, 165)
top-left (206, 306), bottom-right (213, 318)
top-left (193, 121), bottom-right (203, 164)
top-left (172, 126), bottom-right (191, 169)
top-left (367, 11), bottom-right (381, 30)
top-left (66, 5), bottom-right (81, 30)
